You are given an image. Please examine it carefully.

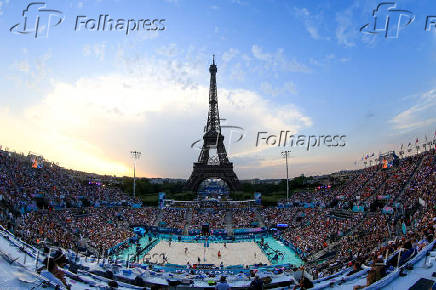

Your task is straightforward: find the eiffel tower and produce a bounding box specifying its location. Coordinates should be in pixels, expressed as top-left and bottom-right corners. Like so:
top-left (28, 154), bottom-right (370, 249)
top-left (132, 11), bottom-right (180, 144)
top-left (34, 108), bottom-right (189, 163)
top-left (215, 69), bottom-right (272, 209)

top-left (185, 56), bottom-right (240, 193)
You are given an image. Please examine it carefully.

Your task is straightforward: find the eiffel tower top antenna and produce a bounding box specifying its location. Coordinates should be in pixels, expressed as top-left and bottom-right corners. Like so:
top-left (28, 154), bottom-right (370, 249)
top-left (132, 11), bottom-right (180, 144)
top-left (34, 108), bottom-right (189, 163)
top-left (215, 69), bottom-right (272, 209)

top-left (207, 54), bottom-right (219, 133)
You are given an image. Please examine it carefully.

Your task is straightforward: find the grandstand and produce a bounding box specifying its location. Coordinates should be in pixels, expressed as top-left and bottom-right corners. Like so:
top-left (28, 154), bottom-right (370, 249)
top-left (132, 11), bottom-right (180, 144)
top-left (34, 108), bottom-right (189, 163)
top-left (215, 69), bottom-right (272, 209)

top-left (0, 147), bottom-right (435, 289)
top-left (197, 179), bottom-right (230, 197)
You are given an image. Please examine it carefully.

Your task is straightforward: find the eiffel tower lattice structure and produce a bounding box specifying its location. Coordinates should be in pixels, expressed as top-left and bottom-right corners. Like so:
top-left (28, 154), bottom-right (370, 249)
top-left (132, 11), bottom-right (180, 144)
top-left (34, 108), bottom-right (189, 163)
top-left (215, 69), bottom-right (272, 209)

top-left (185, 56), bottom-right (240, 193)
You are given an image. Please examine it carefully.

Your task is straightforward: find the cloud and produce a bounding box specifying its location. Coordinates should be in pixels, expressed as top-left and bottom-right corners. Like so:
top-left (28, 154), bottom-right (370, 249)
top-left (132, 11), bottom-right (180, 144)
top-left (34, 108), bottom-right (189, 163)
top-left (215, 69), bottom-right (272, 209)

top-left (83, 43), bottom-right (106, 61)
top-left (222, 48), bottom-right (239, 63)
top-left (0, 0), bottom-right (9, 16)
top-left (157, 43), bottom-right (179, 58)
top-left (15, 60), bottom-right (30, 73)
top-left (251, 45), bottom-right (310, 73)
top-left (335, 1), bottom-right (385, 48)
top-left (335, 4), bottom-right (358, 47)
top-left (260, 81), bottom-right (297, 97)
top-left (236, 148), bottom-right (355, 178)
top-left (390, 89), bottom-right (436, 132)
top-left (251, 45), bottom-right (271, 61)
top-left (118, 45), bottom-right (206, 90)
top-left (0, 55), bottom-right (312, 178)
top-left (229, 63), bottom-right (245, 81)
top-left (231, 0), bottom-right (247, 5)
top-left (10, 52), bottom-right (51, 88)
top-left (309, 53), bottom-right (351, 66)
top-left (293, 7), bottom-right (326, 40)
top-left (339, 57), bottom-right (351, 63)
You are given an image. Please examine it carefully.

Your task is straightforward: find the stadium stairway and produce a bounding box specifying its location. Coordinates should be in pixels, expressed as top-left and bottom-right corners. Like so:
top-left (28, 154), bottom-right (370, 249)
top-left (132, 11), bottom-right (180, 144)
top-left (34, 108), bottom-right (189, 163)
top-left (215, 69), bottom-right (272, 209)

top-left (306, 226), bottom-right (350, 263)
top-left (376, 154), bottom-right (423, 201)
top-left (343, 168), bottom-right (377, 202)
top-left (253, 208), bottom-right (266, 228)
top-left (153, 210), bottom-right (164, 227)
top-left (307, 241), bottom-right (339, 263)
top-left (360, 168), bottom-right (390, 204)
top-left (183, 208), bottom-right (193, 236)
top-left (225, 210), bottom-right (233, 236)
top-left (393, 153), bottom-right (426, 204)
top-left (329, 209), bottom-right (353, 219)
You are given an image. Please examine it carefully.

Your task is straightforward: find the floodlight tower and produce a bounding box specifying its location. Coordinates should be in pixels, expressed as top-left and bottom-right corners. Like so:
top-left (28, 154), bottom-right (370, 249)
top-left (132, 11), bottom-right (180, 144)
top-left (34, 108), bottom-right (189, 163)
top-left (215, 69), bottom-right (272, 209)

top-left (281, 150), bottom-right (292, 201)
top-left (130, 151), bottom-right (142, 198)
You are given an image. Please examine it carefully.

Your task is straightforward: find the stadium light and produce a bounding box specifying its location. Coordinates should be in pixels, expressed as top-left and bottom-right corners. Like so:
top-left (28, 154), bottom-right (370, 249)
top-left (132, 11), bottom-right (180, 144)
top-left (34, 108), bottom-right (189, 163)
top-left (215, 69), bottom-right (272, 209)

top-left (130, 151), bottom-right (142, 198)
top-left (281, 150), bottom-right (292, 201)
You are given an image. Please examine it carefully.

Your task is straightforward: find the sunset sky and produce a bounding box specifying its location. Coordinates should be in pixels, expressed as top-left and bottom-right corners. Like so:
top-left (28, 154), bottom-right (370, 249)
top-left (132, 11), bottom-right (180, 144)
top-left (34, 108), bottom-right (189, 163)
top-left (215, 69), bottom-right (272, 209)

top-left (0, 0), bottom-right (435, 179)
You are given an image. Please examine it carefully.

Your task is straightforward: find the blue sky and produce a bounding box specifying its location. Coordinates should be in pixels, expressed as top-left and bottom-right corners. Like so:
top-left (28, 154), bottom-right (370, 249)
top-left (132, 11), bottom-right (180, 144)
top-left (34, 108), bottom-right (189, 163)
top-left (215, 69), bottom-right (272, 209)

top-left (0, 0), bottom-right (435, 179)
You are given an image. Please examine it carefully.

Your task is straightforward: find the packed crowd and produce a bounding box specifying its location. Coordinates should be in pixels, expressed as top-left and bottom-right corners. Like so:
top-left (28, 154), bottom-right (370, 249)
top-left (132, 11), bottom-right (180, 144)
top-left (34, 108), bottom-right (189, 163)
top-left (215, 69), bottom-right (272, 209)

top-left (122, 207), bottom-right (159, 226)
top-left (375, 154), bottom-right (420, 199)
top-left (190, 208), bottom-right (227, 230)
top-left (0, 150), bottom-right (137, 215)
top-left (291, 166), bottom-right (379, 208)
top-left (338, 167), bottom-right (378, 202)
top-left (231, 208), bottom-right (259, 228)
top-left (1, 147), bottom-right (434, 283)
top-left (286, 151), bottom-right (433, 212)
top-left (305, 151), bottom-right (435, 278)
top-left (359, 170), bottom-right (388, 201)
top-left (314, 213), bottom-right (391, 277)
top-left (313, 208), bottom-right (435, 282)
top-left (261, 207), bottom-right (363, 256)
top-left (15, 207), bottom-right (158, 253)
top-left (397, 151), bottom-right (435, 208)
top-left (160, 208), bottom-right (187, 229)
top-left (257, 150), bottom-right (435, 280)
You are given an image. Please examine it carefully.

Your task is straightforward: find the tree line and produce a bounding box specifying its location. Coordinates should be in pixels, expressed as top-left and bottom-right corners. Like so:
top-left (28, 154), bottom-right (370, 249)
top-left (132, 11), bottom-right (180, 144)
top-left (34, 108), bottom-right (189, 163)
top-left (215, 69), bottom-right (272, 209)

top-left (116, 174), bottom-right (324, 206)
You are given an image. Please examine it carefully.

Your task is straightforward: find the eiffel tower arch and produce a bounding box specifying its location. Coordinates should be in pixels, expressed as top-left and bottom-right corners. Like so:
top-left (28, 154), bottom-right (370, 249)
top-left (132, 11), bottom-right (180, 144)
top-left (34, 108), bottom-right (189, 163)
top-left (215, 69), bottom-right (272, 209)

top-left (185, 56), bottom-right (240, 193)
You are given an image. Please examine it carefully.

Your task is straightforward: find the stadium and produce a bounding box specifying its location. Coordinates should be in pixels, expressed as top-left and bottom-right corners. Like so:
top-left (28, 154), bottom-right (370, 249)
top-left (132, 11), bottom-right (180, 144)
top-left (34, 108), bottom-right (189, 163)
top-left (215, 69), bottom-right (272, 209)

top-left (1, 1), bottom-right (436, 289)
top-left (0, 140), bottom-right (435, 289)
top-left (0, 58), bottom-right (435, 289)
